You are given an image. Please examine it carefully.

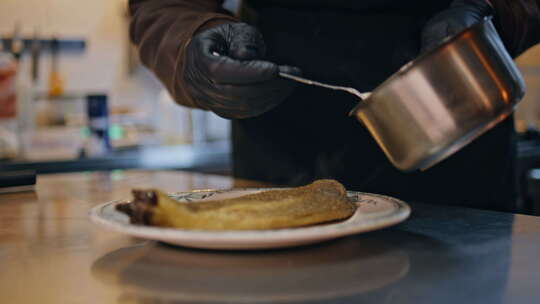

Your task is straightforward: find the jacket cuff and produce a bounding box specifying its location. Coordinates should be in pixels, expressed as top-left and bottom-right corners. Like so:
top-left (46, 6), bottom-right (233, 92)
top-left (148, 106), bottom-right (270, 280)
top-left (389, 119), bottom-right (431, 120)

top-left (197, 17), bottom-right (238, 34)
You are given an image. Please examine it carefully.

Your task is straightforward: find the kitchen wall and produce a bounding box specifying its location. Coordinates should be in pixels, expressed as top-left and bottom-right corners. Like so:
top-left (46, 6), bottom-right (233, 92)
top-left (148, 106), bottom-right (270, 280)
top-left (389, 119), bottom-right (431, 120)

top-left (0, 0), bottom-right (162, 108)
top-left (0, 0), bottom-right (233, 146)
top-left (1, 0), bottom-right (540, 135)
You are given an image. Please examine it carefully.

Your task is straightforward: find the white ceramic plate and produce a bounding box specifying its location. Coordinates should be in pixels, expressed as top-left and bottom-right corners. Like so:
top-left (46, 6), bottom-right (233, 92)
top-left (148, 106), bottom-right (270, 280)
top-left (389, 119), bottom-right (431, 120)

top-left (89, 188), bottom-right (410, 250)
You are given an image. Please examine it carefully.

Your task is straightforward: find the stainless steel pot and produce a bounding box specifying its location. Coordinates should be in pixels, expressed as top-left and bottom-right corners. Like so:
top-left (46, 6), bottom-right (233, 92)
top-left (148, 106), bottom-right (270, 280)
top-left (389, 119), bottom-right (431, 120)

top-left (280, 18), bottom-right (524, 172)
top-left (347, 17), bottom-right (525, 171)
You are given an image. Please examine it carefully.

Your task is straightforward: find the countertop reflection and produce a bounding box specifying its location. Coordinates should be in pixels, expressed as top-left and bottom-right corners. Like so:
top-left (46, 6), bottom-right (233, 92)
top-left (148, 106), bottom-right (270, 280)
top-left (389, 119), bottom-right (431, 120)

top-left (92, 237), bottom-right (409, 303)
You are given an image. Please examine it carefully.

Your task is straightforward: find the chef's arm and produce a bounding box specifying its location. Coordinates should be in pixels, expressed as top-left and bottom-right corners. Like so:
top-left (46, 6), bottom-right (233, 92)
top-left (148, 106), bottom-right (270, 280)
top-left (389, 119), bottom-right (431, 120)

top-left (491, 0), bottom-right (540, 57)
top-left (422, 0), bottom-right (540, 58)
top-left (129, 0), bottom-right (238, 108)
top-left (129, 0), bottom-right (301, 119)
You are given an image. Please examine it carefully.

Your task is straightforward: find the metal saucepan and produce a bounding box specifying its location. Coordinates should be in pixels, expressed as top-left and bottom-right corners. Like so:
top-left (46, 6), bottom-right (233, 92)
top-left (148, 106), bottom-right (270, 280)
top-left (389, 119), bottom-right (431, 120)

top-left (282, 17), bottom-right (525, 171)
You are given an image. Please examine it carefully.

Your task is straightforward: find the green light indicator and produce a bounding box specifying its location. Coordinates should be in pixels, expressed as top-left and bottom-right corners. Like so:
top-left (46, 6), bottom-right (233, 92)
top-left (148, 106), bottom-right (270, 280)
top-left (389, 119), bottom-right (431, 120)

top-left (109, 124), bottom-right (124, 141)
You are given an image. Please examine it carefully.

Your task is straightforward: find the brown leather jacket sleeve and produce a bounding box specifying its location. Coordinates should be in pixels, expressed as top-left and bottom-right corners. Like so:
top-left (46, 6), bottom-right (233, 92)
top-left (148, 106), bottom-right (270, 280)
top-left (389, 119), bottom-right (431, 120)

top-left (129, 0), bottom-right (239, 108)
top-left (492, 0), bottom-right (540, 56)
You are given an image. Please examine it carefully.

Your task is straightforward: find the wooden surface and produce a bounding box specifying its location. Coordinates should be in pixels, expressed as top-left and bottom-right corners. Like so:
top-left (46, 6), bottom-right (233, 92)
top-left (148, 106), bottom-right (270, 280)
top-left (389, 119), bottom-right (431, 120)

top-left (0, 170), bottom-right (267, 303)
top-left (2, 170), bottom-right (540, 304)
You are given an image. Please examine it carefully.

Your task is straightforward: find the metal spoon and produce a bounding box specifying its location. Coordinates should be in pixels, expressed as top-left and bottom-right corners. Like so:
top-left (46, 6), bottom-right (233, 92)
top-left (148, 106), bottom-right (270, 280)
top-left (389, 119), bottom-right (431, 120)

top-left (210, 52), bottom-right (370, 101)
top-left (279, 72), bottom-right (371, 101)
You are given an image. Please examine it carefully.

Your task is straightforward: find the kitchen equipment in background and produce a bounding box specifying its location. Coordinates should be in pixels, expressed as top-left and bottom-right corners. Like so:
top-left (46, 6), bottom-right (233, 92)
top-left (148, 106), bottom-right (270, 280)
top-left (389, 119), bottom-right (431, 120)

top-left (15, 59), bottom-right (35, 159)
top-left (284, 18), bottom-right (524, 172)
top-left (48, 38), bottom-right (64, 98)
top-left (0, 52), bottom-right (17, 119)
top-left (0, 124), bottom-right (18, 160)
top-left (191, 108), bottom-right (209, 144)
top-left (206, 109), bottom-right (231, 141)
top-left (190, 108), bottom-right (231, 144)
top-left (0, 51), bottom-right (19, 159)
top-left (15, 33), bottom-right (38, 158)
top-left (155, 89), bottom-right (231, 146)
top-left (30, 30), bottom-right (41, 85)
top-left (0, 170), bottom-right (36, 194)
top-left (0, 37), bottom-right (86, 55)
top-left (84, 94), bottom-right (111, 156)
top-left (525, 169), bottom-right (540, 215)
top-left (155, 90), bottom-right (193, 145)
top-left (9, 23), bottom-right (23, 61)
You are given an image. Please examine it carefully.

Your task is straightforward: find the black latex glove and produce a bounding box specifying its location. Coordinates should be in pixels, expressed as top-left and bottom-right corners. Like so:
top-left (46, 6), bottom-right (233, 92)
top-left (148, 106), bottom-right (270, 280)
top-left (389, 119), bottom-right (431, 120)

top-left (184, 23), bottom-right (301, 119)
top-left (421, 0), bottom-right (494, 53)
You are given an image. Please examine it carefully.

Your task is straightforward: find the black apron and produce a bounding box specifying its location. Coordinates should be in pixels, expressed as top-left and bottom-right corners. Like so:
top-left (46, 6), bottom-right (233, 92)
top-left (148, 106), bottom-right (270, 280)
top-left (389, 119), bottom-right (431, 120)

top-left (231, 1), bottom-right (518, 212)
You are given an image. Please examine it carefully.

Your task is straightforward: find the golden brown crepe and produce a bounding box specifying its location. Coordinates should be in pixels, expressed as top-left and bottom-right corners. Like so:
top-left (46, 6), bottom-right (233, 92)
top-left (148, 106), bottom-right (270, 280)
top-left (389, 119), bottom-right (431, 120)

top-left (116, 179), bottom-right (356, 231)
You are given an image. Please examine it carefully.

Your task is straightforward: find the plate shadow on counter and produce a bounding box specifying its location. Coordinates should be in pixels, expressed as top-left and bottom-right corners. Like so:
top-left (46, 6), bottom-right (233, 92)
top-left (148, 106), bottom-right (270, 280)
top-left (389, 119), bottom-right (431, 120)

top-left (91, 209), bottom-right (514, 304)
top-left (91, 234), bottom-right (411, 303)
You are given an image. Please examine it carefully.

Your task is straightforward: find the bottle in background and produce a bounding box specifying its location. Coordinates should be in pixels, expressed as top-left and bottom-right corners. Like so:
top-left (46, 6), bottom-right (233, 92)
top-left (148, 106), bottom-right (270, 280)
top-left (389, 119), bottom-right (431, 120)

top-left (0, 52), bottom-right (17, 119)
top-left (48, 38), bottom-right (64, 98)
top-left (155, 89), bottom-right (192, 145)
top-left (83, 94), bottom-right (110, 156)
top-left (15, 51), bottom-right (37, 159)
top-left (0, 51), bottom-right (19, 159)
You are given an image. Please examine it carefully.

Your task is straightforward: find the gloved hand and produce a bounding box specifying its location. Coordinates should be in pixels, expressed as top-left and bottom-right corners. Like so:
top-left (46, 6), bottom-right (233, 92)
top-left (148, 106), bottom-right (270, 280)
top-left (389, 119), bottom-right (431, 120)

top-left (184, 22), bottom-right (301, 119)
top-left (421, 0), bottom-right (493, 53)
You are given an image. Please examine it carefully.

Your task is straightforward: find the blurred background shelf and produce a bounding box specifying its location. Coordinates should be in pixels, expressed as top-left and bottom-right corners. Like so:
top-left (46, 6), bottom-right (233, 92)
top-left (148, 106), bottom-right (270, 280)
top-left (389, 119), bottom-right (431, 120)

top-left (0, 140), bottom-right (231, 175)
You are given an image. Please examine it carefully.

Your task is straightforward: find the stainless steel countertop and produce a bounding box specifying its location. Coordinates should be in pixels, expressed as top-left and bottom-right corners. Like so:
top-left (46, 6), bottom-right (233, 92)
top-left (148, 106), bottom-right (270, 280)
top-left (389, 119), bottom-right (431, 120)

top-left (1, 170), bottom-right (539, 304)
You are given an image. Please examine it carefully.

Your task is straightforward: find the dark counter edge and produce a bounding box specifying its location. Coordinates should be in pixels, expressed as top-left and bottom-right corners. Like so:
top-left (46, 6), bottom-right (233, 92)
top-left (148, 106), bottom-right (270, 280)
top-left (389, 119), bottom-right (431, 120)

top-left (0, 141), bottom-right (232, 175)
